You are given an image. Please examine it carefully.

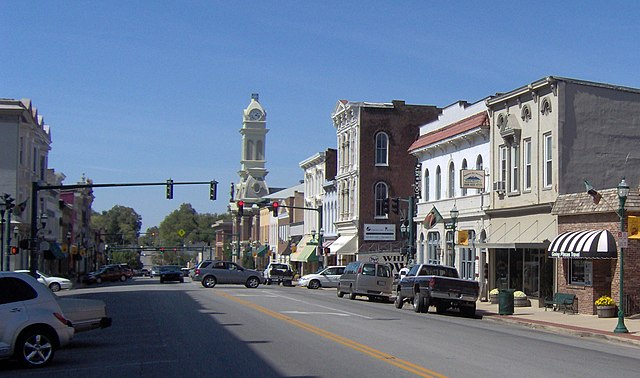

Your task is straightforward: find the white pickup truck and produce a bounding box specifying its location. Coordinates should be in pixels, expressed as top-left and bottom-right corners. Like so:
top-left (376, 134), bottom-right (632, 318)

top-left (264, 262), bottom-right (294, 286)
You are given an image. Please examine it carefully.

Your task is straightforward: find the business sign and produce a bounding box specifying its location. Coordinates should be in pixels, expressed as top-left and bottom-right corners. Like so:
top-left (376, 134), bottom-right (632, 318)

top-left (364, 224), bottom-right (396, 241)
top-left (460, 169), bottom-right (485, 189)
top-left (414, 162), bottom-right (422, 197)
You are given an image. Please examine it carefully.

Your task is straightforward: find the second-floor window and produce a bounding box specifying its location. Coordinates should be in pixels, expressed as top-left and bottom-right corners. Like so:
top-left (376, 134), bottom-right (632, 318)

top-left (374, 181), bottom-right (388, 218)
top-left (543, 133), bottom-right (553, 188)
top-left (435, 166), bottom-right (442, 200)
top-left (448, 162), bottom-right (455, 198)
top-left (461, 159), bottom-right (468, 196)
top-left (510, 144), bottom-right (519, 193)
top-left (524, 139), bottom-right (532, 191)
top-left (499, 146), bottom-right (508, 188)
top-left (375, 132), bottom-right (389, 166)
top-left (424, 169), bottom-right (430, 202)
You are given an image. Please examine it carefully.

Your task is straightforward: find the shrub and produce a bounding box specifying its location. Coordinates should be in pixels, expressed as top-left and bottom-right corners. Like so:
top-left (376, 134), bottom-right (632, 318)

top-left (594, 296), bottom-right (615, 306)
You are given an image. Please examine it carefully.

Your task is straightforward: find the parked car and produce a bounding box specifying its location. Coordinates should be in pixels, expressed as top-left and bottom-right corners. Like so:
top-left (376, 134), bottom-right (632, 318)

top-left (193, 260), bottom-right (265, 288)
top-left (159, 265), bottom-right (184, 283)
top-left (180, 267), bottom-right (190, 277)
top-left (0, 272), bottom-right (74, 367)
top-left (298, 266), bottom-right (345, 289)
top-left (15, 270), bottom-right (72, 292)
top-left (140, 268), bottom-right (150, 277)
top-left (56, 297), bottom-right (112, 333)
top-left (395, 264), bottom-right (479, 316)
top-left (83, 265), bottom-right (128, 284)
top-left (149, 266), bottom-right (160, 278)
top-left (337, 261), bottom-right (393, 301)
top-left (264, 262), bottom-right (294, 286)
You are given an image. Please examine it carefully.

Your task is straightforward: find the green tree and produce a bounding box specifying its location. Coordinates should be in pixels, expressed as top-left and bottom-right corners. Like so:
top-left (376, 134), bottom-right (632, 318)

top-left (139, 226), bottom-right (159, 246)
top-left (111, 250), bottom-right (142, 269)
top-left (91, 205), bottom-right (142, 245)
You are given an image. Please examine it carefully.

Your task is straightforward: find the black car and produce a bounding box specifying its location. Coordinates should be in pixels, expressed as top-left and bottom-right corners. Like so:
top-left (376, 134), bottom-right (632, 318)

top-left (159, 265), bottom-right (184, 283)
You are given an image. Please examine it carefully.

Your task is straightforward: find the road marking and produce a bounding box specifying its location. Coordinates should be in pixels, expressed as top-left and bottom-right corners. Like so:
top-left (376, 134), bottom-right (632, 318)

top-left (281, 311), bottom-right (350, 316)
top-left (216, 291), bottom-right (446, 378)
top-left (266, 291), bottom-right (373, 319)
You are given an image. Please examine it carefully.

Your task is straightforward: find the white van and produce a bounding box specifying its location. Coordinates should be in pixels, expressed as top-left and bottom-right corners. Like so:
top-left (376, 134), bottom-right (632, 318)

top-left (337, 261), bottom-right (393, 301)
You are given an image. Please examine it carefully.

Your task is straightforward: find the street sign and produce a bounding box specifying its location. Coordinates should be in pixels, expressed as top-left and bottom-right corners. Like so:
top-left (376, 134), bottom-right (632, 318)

top-left (619, 231), bottom-right (628, 248)
top-left (444, 221), bottom-right (455, 230)
top-left (177, 229), bottom-right (186, 237)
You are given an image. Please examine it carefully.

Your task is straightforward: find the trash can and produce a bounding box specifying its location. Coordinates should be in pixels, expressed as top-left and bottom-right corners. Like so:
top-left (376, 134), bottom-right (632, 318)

top-left (498, 289), bottom-right (515, 315)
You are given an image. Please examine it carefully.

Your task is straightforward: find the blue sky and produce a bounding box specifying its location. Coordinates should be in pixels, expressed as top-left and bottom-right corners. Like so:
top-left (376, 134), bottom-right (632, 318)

top-left (3, 1), bottom-right (640, 230)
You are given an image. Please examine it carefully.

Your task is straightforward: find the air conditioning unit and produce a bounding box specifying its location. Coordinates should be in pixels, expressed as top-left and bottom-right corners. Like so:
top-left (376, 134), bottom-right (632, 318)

top-left (493, 181), bottom-right (506, 193)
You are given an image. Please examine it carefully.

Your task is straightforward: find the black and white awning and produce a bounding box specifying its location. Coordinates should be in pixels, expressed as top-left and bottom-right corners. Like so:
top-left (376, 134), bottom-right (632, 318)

top-left (548, 230), bottom-right (617, 259)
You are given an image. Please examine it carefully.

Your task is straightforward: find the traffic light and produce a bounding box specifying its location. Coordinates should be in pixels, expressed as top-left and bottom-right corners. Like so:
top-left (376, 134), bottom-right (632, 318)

top-left (166, 179), bottom-right (174, 199)
top-left (271, 201), bottom-right (279, 217)
top-left (392, 197), bottom-right (400, 214)
top-left (382, 198), bottom-right (389, 214)
top-left (237, 200), bottom-right (244, 216)
top-left (10, 246), bottom-right (18, 255)
top-left (210, 180), bottom-right (218, 200)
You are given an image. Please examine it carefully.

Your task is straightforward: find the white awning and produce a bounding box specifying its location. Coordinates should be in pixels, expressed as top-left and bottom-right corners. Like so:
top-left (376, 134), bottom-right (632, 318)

top-left (329, 235), bottom-right (357, 255)
top-left (548, 230), bottom-right (617, 259)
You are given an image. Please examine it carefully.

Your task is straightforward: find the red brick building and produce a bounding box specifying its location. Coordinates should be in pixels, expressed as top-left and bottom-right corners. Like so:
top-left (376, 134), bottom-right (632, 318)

top-left (551, 188), bottom-right (640, 315)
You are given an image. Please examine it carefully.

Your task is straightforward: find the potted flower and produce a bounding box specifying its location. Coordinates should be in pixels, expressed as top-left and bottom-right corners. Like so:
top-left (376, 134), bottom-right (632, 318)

top-left (594, 296), bottom-right (616, 318)
top-left (489, 288), bottom-right (499, 304)
top-left (513, 290), bottom-right (531, 307)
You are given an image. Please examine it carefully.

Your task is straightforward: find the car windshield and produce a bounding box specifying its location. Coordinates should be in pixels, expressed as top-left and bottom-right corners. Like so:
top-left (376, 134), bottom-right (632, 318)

top-left (271, 264), bottom-right (288, 270)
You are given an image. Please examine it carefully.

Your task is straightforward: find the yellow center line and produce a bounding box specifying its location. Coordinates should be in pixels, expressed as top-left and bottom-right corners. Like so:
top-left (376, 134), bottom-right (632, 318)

top-left (216, 291), bottom-right (447, 378)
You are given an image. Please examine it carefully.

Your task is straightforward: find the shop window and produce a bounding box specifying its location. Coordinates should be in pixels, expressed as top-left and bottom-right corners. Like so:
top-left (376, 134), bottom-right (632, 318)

top-left (568, 260), bottom-right (592, 286)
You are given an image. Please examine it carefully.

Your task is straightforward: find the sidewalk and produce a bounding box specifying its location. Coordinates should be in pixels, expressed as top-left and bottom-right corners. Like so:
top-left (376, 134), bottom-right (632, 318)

top-left (477, 299), bottom-right (640, 347)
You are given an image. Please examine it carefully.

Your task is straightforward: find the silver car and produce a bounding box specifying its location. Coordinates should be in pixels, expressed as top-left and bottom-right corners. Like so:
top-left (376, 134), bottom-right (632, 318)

top-left (16, 270), bottom-right (73, 292)
top-left (193, 260), bottom-right (265, 288)
top-left (298, 266), bottom-right (345, 289)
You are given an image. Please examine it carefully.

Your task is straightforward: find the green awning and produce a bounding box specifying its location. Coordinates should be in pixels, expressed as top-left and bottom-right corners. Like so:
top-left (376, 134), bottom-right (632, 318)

top-left (290, 244), bottom-right (318, 262)
top-left (44, 242), bottom-right (65, 260)
top-left (255, 245), bottom-right (268, 257)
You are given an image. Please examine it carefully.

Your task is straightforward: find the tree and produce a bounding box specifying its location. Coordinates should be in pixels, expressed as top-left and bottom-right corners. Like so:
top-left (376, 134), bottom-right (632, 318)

top-left (91, 205), bottom-right (142, 245)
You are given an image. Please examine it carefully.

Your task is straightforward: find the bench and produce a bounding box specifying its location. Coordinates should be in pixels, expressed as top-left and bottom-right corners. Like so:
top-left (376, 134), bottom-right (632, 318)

top-left (544, 293), bottom-right (577, 314)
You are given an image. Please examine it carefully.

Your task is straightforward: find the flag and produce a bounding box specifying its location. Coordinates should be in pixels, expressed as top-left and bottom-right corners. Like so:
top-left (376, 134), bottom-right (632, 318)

top-left (584, 180), bottom-right (602, 205)
top-left (423, 206), bottom-right (443, 229)
top-left (13, 199), bottom-right (28, 216)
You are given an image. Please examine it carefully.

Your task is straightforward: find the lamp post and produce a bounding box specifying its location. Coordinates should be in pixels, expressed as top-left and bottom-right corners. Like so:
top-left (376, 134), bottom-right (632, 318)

top-left (450, 205), bottom-right (459, 267)
top-left (318, 228), bottom-right (325, 269)
top-left (614, 178), bottom-right (629, 333)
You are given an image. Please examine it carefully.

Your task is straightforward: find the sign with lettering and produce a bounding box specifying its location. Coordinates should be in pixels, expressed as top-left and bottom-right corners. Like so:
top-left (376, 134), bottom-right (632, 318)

top-left (364, 224), bottom-right (396, 241)
top-left (414, 162), bottom-right (422, 197)
top-left (460, 169), bottom-right (485, 189)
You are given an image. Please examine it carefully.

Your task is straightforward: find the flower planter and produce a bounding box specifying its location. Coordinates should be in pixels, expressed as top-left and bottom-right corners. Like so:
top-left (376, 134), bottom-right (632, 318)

top-left (596, 305), bottom-right (616, 318)
top-left (489, 294), bottom-right (499, 304)
top-left (514, 297), bottom-right (531, 307)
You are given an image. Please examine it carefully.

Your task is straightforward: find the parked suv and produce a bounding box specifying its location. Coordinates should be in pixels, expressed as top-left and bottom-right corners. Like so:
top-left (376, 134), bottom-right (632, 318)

top-left (337, 261), bottom-right (393, 301)
top-left (83, 265), bottom-right (128, 284)
top-left (0, 272), bottom-right (74, 367)
top-left (298, 266), bottom-right (345, 289)
top-left (193, 260), bottom-right (265, 288)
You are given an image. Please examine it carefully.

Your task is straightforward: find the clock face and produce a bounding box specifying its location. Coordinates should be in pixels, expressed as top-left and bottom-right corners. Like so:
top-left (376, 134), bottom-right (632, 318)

top-left (253, 182), bottom-right (262, 193)
top-left (249, 109), bottom-right (262, 121)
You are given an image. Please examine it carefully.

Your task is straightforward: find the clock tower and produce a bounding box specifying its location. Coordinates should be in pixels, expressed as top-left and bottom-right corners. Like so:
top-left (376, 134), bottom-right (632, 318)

top-left (235, 93), bottom-right (269, 202)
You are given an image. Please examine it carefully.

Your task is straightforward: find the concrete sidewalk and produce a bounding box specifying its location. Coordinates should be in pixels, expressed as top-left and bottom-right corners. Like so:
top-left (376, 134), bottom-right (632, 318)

top-left (477, 299), bottom-right (640, 347)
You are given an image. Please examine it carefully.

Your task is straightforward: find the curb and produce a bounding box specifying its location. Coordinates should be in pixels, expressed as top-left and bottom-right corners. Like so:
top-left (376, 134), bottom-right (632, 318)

top-left (483, 313), bottom-right (640, 347)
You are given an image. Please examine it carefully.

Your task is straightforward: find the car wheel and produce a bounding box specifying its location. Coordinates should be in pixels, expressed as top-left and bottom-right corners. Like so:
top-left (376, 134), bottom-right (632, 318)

top-left (49, 282), bottom-right (61, 292)
top-left (461, 303), bottom-right (476, 318)
top-left (308, 280), bottom-right (321, 290)
top-left (336, 286), bottom-right (344, 298)
top-left (245, 277), bottom-right (260, 288)
top-left (96, 277), bottom-right (102, 284)
top-left (394, 291), bottom-right (404, 309)
top-left (436, 304), bottom-right (447, 314)
top-left (202, 276), bottom-right (217, 288)
top-left (413, 292), bottom-right (425, 313)
top-left (15, 327), bottom-right (56, 367)
top-left (180, 278), bottom-right (184, 283)
top-left (120, 275), bottom-right (126, 282)
top-left (349, 286), bottom-right (356, 300)
top-left (160, 278), bottom-right (164, 284)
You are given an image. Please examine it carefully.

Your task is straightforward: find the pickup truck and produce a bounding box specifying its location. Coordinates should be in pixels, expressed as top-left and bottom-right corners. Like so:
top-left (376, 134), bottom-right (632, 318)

top-left (264, 262), bottom-right (294, 286)
top-left (394, 264), bottom-right (479, 317)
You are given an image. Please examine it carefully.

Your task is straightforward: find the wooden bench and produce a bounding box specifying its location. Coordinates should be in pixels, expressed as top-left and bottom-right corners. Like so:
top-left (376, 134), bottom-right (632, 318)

top-left (544, 293), bottom-right (577, 314)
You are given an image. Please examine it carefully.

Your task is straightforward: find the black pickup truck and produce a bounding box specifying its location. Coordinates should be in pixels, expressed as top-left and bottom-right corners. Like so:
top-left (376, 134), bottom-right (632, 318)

top-left (394, 264), bottom-right (479, 317)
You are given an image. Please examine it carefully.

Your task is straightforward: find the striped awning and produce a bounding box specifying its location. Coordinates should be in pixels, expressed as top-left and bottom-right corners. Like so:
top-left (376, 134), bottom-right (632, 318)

top-left (548, 230), bottom-right (617, 259)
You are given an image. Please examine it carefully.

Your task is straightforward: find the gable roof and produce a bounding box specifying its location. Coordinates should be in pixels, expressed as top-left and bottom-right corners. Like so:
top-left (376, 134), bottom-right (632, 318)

top-left (408, 111), bottom-right (489, 153)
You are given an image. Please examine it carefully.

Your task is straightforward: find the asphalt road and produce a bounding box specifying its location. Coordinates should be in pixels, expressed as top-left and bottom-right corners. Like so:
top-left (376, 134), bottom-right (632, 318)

top-left (2, 278), bottom-right (639, 377)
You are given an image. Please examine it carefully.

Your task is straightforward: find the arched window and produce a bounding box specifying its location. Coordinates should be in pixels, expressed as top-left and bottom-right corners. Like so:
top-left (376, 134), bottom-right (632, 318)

top-left (448, 162), bottom-right (455, 198)
top-left (461, 159), bottom-right (468, 196)
top-left (245, 140), bottom-right (254, 161)
top-left (255, 140), bottom-right (264, 160)
top-left (435, 166), bottom-right (441, 200)
top-left (424, 169), bottom-right (430, 202)
top-left (374, 182), bottom-right (388, 218)
top-left (375, 132), bottom-right (389, 165)
top-left (476, 155), bottom-right (484, 194)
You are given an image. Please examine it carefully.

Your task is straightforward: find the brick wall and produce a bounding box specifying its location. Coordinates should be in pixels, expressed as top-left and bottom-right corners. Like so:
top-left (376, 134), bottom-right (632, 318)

top-left (557, 213), bottom-right (640, 315)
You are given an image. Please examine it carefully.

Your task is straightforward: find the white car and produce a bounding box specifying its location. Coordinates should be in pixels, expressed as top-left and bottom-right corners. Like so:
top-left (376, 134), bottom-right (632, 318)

top-left (15, 270), bottom-right (72, 292)
top-left (0, 272), bottom-right (74, 367)
top-left (298, 266), bottom-right (345, 289)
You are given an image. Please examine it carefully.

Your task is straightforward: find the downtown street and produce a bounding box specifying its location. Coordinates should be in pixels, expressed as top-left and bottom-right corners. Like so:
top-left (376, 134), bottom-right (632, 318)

top-left (1, 278), bottom-right (638, 378)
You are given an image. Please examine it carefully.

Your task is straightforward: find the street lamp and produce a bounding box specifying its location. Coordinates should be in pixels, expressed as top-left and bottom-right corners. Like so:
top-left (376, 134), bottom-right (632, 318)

top-left (614, 178), bottom-right (629, 333)
top-left (450, 205), bottom-right (459, 267)
top-left (318, 228), bottom-right (325, 269)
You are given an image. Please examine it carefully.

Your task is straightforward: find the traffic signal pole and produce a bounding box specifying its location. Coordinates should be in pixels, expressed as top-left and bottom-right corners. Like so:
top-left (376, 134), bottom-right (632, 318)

top-left (28, 179), bottom-right (218, 276)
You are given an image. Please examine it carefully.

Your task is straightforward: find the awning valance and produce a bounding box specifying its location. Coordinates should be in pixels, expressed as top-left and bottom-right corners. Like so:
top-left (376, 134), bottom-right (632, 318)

top-left (43, 242), bottom-right (65, 260)
top-left (329, 235), bottom-right (357, 255)
top-left (255, 245), bottom-right (268, 257)
top-left (548, 230), bottom-right (617, 259)
top-left (290, 244), bottom-right (318, 262)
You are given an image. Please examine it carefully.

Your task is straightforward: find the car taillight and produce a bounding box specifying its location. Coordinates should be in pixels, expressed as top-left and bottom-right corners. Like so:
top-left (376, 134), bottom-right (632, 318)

top-left (429, 277), bottom-right (436, 289)
top-left (195, 268), bottom-right (201, 275)
top-left (54, 312), bottom-right (72, 327)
